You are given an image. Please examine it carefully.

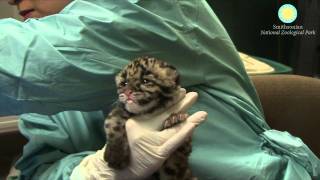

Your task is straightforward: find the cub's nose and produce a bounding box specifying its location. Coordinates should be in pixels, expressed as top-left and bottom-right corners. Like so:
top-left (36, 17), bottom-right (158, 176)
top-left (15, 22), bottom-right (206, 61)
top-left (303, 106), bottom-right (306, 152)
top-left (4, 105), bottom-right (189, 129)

top-left (124, 89), bottom-right (133, 96)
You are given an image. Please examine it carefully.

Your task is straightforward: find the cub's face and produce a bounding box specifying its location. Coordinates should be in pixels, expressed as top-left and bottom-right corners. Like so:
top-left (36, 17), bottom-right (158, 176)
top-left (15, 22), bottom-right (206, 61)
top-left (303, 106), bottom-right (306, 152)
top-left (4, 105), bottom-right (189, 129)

top-left (115, 57), bottom-right (180, 114)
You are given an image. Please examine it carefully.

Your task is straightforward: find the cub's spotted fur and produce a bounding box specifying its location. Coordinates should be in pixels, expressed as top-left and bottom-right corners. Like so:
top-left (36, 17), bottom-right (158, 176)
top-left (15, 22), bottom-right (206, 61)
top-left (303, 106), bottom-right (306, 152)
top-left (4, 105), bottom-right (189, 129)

top-left (104, 56), bottom-right (196, 180)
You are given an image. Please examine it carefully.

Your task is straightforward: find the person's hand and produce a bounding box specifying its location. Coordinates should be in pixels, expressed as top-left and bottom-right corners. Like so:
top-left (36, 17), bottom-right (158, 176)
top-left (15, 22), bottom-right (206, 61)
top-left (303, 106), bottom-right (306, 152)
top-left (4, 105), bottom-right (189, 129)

top-left (70, 91), bottom-right (207, 180)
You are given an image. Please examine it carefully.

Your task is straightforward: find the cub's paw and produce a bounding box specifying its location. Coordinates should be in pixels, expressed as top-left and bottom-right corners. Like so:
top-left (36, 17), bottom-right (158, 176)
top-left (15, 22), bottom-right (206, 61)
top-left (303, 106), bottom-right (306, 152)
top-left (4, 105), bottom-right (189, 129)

top-left (163, 113), bottom-right (189, 129)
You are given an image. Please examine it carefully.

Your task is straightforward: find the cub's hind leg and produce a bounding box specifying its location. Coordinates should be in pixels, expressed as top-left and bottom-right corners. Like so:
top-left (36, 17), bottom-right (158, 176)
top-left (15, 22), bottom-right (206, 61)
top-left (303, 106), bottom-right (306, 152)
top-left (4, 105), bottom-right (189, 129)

top-left (159, 113), bottom-right (197, 180)
top-left (159, 137), bottom-right (195, 180)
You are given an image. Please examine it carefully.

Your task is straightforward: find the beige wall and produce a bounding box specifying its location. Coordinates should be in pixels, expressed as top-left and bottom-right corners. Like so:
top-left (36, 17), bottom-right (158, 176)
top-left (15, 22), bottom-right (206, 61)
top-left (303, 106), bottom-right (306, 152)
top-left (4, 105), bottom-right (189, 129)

top-left (0, 1), bottom-right (21, 20)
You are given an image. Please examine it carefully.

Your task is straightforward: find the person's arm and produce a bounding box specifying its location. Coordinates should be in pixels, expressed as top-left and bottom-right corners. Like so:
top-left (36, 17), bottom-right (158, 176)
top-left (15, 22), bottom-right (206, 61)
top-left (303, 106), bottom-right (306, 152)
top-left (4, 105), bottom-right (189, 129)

top-left (0, 3), bottom-right (120, 115)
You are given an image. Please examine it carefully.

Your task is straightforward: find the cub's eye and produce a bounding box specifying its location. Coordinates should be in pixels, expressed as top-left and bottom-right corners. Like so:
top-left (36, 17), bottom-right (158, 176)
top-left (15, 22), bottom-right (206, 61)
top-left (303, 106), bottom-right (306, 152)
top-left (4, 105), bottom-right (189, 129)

top-left (119, 81), bottom-right (128, 87)
top-left (143, 79), bottom-right (153, 85)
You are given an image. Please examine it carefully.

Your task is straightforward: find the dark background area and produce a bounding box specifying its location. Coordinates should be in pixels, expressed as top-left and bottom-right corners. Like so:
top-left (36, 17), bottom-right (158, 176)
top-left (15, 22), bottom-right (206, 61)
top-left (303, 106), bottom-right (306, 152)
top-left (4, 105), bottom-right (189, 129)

top-left (206, 0), bottom-right (320, 77)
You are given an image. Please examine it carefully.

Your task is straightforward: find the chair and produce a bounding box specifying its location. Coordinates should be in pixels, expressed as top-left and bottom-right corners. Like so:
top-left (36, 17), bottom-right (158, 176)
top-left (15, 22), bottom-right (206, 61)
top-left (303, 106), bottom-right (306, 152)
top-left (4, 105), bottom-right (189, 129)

top-left (251, 75), bottom-right (320, 156)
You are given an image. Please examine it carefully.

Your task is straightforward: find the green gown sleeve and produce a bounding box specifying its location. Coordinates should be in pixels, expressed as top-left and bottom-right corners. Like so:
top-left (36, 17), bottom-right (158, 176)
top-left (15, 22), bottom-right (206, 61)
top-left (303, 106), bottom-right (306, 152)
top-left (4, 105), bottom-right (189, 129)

top-left (3, 0), bottom-right (318, 179)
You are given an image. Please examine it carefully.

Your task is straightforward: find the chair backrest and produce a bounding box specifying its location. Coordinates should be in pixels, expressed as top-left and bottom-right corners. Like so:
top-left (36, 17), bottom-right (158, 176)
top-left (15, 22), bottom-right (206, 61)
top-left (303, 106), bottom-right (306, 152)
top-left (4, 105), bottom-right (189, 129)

top-left (251, 75), bottom-right (320, 157)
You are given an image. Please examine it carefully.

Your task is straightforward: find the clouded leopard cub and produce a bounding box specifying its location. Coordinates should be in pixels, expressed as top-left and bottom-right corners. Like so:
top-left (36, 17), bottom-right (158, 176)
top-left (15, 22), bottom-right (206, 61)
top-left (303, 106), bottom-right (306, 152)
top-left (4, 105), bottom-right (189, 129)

top-left (104, 57), bottom-right (195, 180)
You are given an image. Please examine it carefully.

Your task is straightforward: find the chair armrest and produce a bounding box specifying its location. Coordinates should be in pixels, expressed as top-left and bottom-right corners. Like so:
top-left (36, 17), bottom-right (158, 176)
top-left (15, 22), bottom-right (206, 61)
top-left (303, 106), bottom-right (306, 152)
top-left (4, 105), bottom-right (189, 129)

top-left (251, 75), bottom-right (320, 156)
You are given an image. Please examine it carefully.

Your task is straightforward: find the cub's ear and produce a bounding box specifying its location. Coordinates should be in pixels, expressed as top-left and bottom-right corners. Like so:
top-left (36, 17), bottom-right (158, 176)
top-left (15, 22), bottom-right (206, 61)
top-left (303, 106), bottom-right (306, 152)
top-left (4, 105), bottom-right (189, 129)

top-left (164, 64), bottom-right (180, 86)
top-left (163, 66), bottom-right (179, 86)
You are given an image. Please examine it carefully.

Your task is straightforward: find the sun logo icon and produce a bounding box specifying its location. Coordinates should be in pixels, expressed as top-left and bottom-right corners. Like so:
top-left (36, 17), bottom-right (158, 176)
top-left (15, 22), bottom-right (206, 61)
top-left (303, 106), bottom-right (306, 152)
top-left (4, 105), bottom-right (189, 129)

top-left (278, 4), bottom-right (298, 23)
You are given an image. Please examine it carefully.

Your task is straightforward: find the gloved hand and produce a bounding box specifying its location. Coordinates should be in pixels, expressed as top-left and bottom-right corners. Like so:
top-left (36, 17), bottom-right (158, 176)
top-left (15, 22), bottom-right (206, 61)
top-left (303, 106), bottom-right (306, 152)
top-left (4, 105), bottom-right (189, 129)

top-left (70, 91), bottom-right (207, 180)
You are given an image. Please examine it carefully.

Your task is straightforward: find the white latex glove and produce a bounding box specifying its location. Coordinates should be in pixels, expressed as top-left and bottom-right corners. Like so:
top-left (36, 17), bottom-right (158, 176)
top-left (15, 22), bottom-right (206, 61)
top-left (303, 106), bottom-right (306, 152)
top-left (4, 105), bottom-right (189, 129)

top-left (70, 91), bottom-right (207, 180)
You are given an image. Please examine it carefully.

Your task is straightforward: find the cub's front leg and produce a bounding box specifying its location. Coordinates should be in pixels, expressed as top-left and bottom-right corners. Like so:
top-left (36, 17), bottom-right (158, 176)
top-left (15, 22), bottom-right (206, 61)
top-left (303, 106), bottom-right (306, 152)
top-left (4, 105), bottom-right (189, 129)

top-left (104, 109), bottom-right (130, 169)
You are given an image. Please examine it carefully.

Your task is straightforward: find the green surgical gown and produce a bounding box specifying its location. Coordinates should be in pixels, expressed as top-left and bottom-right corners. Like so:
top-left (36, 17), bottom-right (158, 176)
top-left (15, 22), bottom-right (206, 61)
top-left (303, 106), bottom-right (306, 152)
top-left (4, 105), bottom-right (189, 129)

top-left (0, 0), bottom-right (319, 179)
